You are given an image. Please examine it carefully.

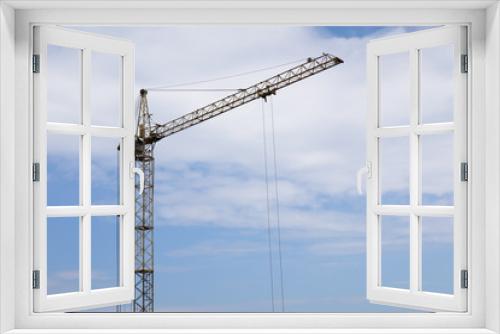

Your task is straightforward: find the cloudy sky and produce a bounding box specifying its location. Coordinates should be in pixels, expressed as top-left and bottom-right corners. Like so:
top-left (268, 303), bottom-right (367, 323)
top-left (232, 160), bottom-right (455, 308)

top-left (45, 25), bottom-right (455, 313)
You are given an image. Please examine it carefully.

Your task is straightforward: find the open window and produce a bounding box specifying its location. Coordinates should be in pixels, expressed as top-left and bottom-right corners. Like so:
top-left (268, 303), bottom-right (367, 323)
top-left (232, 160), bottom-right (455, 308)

top-left (32, 26), bottom-right (135, 312)
top-left (365, 26), bottom-right (468, 312)
top-left (30, 24), bottom-right (470, 315)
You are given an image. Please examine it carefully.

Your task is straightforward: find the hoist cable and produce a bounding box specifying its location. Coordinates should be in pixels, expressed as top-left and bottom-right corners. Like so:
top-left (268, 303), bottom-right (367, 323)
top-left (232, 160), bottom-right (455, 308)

top-left (269, 96), bottom-right (286, 312)
top-left (145, 57), bottom-right (308, 91)
top-left (262, 99), bottom-right (276, 312)
top-left (147, 88), bottom-right (242, 92)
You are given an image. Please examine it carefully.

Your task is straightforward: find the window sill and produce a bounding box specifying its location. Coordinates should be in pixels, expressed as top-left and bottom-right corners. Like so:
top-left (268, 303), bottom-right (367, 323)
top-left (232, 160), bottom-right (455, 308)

top-left (3, 329), bottom-right (497, 334)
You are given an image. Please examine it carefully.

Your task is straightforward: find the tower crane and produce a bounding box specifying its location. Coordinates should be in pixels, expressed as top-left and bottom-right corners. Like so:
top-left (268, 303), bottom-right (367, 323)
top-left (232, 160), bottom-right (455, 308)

top-left (133, 53), bottom-right (344, 312)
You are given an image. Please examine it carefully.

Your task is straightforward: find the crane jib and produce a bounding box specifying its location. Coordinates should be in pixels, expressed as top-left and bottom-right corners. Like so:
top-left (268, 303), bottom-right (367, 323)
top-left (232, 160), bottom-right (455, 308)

top-left (138, 53), bottom-right (343, 142)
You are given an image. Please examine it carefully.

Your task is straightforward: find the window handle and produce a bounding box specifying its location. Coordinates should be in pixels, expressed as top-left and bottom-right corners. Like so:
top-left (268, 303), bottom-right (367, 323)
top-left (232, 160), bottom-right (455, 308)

top-left (130, 163), bottom-right (145, 195)
top-left (356, 162), bottom-right (372, 195)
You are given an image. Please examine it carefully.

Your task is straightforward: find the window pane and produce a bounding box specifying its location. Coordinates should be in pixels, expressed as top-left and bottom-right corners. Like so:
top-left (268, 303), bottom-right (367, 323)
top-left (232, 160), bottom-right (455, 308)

top-left (91, 52), bottom-right (122, 127)
top-left (379, 137), bottom-right (409, 205)
top-left (47, 45), bottom-right (81, 124)
top-left (91, 216), bottom-right (120, 289)
top-left (380, 215), bottom-right (410, 289)
top-left (47, 217), bottom-right (80, 294)
top-left (47, 133), bottom-right (80, 206)
top-left (421, 217), bottom-right (453, 294)
top-left (379, 52), bottom-right (410, 127)
top-left (420, 45), bottom-right (454, 124)
top-left (91, 137), bottom-right (121, 205)
top-left (421, 133), bottom-right (454, 205)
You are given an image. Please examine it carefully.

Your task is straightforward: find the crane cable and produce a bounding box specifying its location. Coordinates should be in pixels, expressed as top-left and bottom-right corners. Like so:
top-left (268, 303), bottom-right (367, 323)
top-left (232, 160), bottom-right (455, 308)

top-left (261, 99), bottom-right (275, 312)
top-left (145, 57), bottom-right (308, 91)
top-left (270, 97), bottom-right (286, 312)
top-left (261, 97), bottom-right (286, 312)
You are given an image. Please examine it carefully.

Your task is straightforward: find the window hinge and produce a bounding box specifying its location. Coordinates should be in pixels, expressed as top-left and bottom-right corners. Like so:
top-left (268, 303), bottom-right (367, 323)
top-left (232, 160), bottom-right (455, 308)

top-left (461, 269), bottom-right (468, 289)
top-left (461, 54), bottom-right (468, 73)
top-left (32, 163), bottom-right (40, 182)
top-left (32, 54), bottom-right (40, 73)
top-left (461, 162), bottom-right (468, 182)
top-left (32, 270), bottom-right (40, 289)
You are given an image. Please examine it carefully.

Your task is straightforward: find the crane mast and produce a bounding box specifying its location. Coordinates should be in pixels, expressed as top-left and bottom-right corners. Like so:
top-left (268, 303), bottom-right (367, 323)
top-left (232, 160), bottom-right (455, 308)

top-left (134, 53), bottom-right (344, 312)
top-left (133, 91), bottom-right (155, 312)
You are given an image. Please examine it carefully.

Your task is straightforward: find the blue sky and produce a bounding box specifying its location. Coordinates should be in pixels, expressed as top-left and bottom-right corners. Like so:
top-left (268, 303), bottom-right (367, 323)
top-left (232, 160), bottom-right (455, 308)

top-left (45, 26), bottom-right (454, 312)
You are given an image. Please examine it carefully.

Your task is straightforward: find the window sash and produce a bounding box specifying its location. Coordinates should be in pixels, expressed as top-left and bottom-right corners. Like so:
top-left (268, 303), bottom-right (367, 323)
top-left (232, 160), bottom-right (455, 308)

top-left (32, 26), bottom-right (136, 312)
top-left (366, 25), bottom-right (468, 312)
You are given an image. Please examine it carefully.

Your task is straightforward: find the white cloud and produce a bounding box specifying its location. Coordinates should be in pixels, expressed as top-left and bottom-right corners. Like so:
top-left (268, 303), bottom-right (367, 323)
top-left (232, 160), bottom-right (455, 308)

top-left (54, 270), bottom-right (79, 280)
top-left (166, 240), bottom-right (266, 258)
top-left (156, 264), bottom-right (196, 273)
top-left (49, 26), bottom-right (454, 239)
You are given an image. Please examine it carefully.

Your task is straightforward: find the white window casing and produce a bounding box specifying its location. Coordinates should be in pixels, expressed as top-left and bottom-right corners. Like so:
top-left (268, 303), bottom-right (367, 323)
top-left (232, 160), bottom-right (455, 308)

top-left (0, 2), bottom-right (496, 333)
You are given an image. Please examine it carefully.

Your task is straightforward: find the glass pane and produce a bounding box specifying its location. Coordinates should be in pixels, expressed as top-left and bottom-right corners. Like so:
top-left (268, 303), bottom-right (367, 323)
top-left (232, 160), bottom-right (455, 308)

top-left (47, 45), bottom-right (82, 124)
top-left (47, 133), bottom-right (80, 206)
top-left (421, 217), bottom-right (453, 294)
top-left (379, 136), bottom-right (409, 205)
top-left (91, 216), bottom-right (120, 289)
top-left (91, 52), bottom-right (122, 127)
top-left (91, 137), bottom-right (121, 205)
top-left (379, 52), bottom-right (410, 127)
top-left (380, 215), bottom-right (410, 289)
top-left (420, 45), bottom-right (454, 124)
top-left (421, 133), bottom-right (454, 205)
top-left (47, 217), bottom-right (80, 294)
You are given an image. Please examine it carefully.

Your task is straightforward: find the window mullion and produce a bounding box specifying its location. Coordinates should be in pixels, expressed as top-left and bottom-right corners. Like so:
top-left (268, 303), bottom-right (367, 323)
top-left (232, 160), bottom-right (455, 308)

top-left (409, 48), bottom-right (420, 293)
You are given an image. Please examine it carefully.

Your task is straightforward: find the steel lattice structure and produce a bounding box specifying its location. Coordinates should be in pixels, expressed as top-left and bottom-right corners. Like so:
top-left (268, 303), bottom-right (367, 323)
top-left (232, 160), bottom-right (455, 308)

top-left (153, 53), bottom-right (343, 140)
top-left (133, 53), bottom-right (343, 312)
top-left (134, 91), bottom-right (156, 312)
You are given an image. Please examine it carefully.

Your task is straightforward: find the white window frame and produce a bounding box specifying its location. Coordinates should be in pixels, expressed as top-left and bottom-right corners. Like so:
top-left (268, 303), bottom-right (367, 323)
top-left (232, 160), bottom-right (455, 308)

top-left (32, 26), bottom-right (136, 312)
top-left (1, 1), bottom-right (499, 333)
